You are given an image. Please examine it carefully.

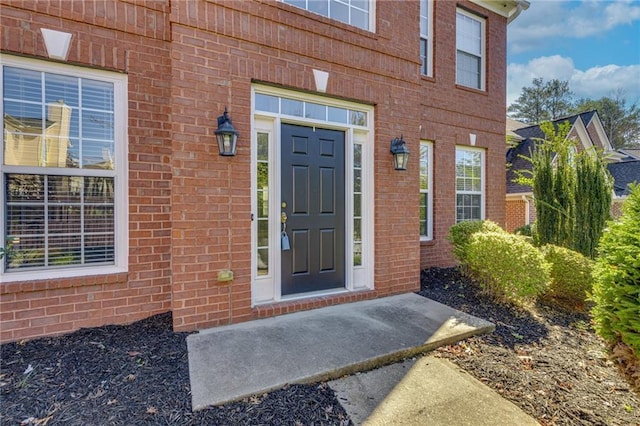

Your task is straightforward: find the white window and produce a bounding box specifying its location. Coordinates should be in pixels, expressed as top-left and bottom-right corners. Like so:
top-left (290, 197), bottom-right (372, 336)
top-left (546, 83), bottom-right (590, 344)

top-left (419, 141), bottom-right (433, 240)
top-left (420, 0), bottom-right (433, 77)
top-left (456, 9), bottom-right (485, 90)
top-left (455, 147), bottom-right (484, 222)
top-left (1, 55), bottom-right (128, 282)
top-left (282, 0), bottom-right (372, 31)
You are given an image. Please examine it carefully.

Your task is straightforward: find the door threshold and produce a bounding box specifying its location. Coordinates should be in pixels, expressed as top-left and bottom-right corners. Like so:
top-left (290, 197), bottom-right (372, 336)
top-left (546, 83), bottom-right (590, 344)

top-left (279, 287), bottom-right (350, 302)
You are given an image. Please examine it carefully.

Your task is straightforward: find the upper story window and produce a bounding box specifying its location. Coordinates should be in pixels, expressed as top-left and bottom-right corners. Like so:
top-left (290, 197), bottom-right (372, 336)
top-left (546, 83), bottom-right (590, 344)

top-left (1, 55), bottom-right (128, 282)
top-left (420, 0), bottom-right (433, 76)
top-left (456, 9), bottom-right (485, 90)
top-left (282, 0), bottom-right (372, 31)
top-left (455, 147), bottom-right (485, 222)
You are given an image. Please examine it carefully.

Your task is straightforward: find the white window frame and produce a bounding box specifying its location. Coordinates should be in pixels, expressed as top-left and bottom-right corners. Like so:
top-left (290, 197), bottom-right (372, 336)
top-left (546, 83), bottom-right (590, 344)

top-left (456, 8), bottom-right (485, 91)
top-left (419, 140), bottom-right (433, 240)
top-left (455, 146), bottom-right (485, 222)
top-left (0, 54), bottom-right (128, 283)
top-left (281, 0), bottom-right (375, 32)
top-left (420, 0), bottom-right (433, 77)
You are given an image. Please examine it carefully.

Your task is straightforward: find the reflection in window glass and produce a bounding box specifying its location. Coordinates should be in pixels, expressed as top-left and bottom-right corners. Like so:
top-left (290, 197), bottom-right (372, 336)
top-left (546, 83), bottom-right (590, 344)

top-left (254, 94), bottom-right (367, 128)
top-left (256, 132), bottom-right (270, 276)
top-left (281, 98), bottom-right (304, 117)
top-left (2, 59), bottom-right (124, 274)
top-left (349, 111), bottom-right (367, 126)
top-left (255, 93), bottom-right (279, 113)
top-left (353, 143), bottom-right (363, 266)
top-left (3, 67), bottom-right (115, 169)
top-left (4, 174), bottom-right (115, 270)
top-left (419, 142), bottom-right (432, 239)
top-left (305, 102), bottom-right (326, 120)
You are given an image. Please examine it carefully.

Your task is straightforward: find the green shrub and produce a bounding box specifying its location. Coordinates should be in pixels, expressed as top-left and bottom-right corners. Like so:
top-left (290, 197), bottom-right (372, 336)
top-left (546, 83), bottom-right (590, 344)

top-left (513, 223), bottom-right (532, 236)
top-left (541, 244), bottom-right (594, 306)
top-left (448, 220), bottom-right (505, 263)
top-left (465, 231), bottom-right (549, 305)
top-left (591, 183), bottom-right (640, 356)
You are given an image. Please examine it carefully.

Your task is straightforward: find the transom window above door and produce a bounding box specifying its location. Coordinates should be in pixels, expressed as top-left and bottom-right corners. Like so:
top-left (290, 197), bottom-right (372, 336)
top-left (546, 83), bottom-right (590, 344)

top-left (255, 93), bottom-right (368, 126)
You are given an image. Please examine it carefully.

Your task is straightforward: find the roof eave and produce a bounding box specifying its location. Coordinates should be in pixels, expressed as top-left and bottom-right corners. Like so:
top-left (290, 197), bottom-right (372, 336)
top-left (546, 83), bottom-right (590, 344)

top-left (471, 0), bottom-right (530, 23)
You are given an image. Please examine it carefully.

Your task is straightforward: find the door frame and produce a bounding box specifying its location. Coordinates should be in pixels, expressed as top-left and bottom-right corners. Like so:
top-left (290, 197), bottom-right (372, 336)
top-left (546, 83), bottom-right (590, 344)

top-left (251, 85), bottom-right (375, 306)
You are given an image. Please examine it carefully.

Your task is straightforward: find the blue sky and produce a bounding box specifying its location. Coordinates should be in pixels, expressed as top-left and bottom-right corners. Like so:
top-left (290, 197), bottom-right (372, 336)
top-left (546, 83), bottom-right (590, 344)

top-left (506, 0), bottom-right (640, 107)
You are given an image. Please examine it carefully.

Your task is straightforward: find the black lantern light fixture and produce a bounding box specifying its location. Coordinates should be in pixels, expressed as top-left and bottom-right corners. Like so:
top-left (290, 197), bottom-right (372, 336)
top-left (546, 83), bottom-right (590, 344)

top-left (390, 135), bottom-right (410, 170)
top-left (215, 107), bottom-right (239, 156)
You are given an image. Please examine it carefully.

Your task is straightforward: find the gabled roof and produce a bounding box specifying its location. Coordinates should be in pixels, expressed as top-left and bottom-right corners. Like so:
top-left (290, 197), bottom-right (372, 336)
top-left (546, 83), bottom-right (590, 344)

top-left (506, 111), bottom-right (616, 195)
top-left (618, 148), bottom-right (640, 160)
top-left (607, 160), bottom-right (640, 197)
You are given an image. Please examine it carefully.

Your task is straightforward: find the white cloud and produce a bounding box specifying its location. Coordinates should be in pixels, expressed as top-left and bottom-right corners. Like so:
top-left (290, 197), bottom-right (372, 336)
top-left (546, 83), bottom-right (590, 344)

top-left (508, 0), bottom-right (640, 54)
top-left (507, 56), bottom-right (640, 106)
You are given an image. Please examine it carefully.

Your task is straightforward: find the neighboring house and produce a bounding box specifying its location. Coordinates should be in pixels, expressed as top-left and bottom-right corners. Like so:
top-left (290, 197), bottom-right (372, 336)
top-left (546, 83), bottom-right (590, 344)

top-left (0, 0), bottom-right (529, 343)
top-left (608, 159), bottom-right (640, 217)
top-left (618, 148), bottom-right (640, 160)
top-left (505, 111), bottom-right (626, 232)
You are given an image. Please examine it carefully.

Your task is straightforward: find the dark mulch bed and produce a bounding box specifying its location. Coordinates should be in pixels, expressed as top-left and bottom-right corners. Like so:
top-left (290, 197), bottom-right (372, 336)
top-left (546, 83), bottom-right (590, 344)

top-left (0, 313), bottom-right (350, 425)
top-left (419, 267), bottom-right (640, 426)
top-left (2, 267), bottom-right (639, 425)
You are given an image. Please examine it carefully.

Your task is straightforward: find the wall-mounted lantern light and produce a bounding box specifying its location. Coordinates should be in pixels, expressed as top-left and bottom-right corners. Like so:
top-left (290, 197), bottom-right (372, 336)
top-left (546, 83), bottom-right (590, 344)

top-left (390, 135), bottom-right (410, 170)
top-left (215, 107), bottom-right (239, 156)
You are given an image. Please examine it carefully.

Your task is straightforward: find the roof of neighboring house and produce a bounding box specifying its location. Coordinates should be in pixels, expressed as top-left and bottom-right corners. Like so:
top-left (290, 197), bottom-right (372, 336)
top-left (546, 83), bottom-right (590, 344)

top-left (506, 110), bottom-right (613, 195)
top-left (618, 148), bottom-right (640, 160)
top-left (4, 114), bottom-right (54, 130)
top-left (607, 160), bottom-right (640, 197)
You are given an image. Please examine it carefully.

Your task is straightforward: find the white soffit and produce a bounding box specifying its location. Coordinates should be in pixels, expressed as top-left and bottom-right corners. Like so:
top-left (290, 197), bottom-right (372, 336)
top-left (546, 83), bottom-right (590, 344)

top-left (471, 0), bottom-right (530, 22)
top-left (41, 28), bottom-right (73, 61)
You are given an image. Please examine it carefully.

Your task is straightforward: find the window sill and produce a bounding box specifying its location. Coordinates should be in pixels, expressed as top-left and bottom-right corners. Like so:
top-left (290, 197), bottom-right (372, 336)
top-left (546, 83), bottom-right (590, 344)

top-left (455, 84), bottom-right (487, 95)
top-left (420, 238), bottom-right (436, 246)
top-left (0, 265), bottom-right (128, 285)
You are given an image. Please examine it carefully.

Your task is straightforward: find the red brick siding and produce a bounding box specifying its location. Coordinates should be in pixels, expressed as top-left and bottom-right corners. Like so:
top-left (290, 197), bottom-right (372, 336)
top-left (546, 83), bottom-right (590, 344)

top-left (505, 199), bottom-right (526, 232)
top-left (420, 1), bottom-right (508, 269)
top-left (0, 1), bottom-right (173, 343)
top-left (1, 0), bottom-right (513, 341)
top-left (169, 0), bottom-right (422, 332)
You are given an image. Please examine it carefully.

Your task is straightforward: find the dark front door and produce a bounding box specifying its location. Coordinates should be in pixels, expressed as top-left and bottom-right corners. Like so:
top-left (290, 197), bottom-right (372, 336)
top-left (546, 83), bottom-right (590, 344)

top-left (281, 124), bottom-right (345, 296)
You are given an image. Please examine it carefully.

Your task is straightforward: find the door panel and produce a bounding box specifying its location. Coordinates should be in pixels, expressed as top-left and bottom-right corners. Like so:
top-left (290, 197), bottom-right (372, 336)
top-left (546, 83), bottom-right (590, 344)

top-left (281, 124), bottom-right (345, 295)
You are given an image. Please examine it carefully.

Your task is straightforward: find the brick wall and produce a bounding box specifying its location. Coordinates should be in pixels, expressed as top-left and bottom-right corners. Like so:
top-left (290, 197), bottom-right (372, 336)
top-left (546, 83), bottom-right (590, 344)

top-left (1, 0), bottom-right (512, 341)
top-left (0, 0), bottom-right (173, 343)
top-left (169, 0), bottom-right (423, 331)
top-left (505, 198), bottom-right (527, 232)
top-left (420, 0), bottom-right (508, 269)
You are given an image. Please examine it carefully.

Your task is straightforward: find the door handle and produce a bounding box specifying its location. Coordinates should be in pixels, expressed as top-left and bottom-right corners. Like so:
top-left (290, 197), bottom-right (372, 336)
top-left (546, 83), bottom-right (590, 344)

top-left (281, 212), bottom-right (288, 224)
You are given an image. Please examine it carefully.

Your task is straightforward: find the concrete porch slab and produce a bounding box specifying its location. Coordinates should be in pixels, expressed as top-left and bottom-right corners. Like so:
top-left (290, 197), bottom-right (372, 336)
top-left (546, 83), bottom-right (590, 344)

top-left (187, 292), bottom-right (494, 410)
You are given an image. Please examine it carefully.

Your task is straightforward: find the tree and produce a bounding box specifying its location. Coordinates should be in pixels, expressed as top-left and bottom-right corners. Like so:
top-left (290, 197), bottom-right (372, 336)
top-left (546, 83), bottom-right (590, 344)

top-left (573, 147), bottom-right (613, 258)
top-left (515, 121), bottom-right (613, 258)
top-left (508, 78), bottom-right (574, 124)
top-left (545, 80), bottom-right (574, 121)
top-left (573, 92), bottom-right (640, 149)
top-left (524, 121), bottom-right (575, 248)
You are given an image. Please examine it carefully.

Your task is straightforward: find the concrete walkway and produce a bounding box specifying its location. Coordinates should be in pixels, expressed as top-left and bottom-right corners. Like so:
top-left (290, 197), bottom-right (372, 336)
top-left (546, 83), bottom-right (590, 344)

top-left (187, 293), bottom-right (539, 425)
top-left (329, 355), bottom-right (539, 425)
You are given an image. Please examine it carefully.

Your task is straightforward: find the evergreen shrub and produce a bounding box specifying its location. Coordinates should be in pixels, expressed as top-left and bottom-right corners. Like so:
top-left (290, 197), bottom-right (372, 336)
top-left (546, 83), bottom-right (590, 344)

top-left (541, 244), bottom-right (594, 306)
top-left (591, 184), bottom-right (640, 357)
top-left (465, 231), bottom-right (549, 305)
top-left (447, 220), bottom-right (505, 263)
